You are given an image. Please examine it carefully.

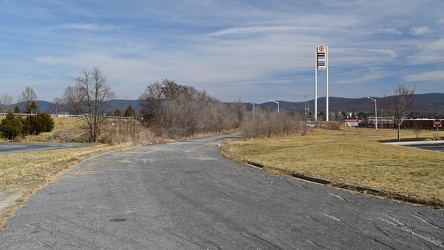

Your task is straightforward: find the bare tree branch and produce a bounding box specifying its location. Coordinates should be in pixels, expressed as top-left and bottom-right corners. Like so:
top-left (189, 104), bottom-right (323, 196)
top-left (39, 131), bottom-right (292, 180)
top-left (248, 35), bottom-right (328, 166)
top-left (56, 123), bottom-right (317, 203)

top-left (19, 87), bottom-right (38, 113)
top-left (0, 93), bottom-right (13, 114)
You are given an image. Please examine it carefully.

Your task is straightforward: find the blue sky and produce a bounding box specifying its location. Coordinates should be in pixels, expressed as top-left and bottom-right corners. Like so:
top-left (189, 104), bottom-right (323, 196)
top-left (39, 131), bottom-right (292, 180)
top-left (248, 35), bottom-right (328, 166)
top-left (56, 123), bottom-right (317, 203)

top-left (0, 0), bottom-right (443, 103)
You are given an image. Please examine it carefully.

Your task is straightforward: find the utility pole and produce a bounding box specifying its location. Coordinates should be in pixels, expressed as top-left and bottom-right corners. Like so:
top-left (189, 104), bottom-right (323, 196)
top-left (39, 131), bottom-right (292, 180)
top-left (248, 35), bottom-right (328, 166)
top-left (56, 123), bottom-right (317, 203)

top-left (367, 97), bottom-right (378, 129)
top-left (304, 94), bottom-right (310, 118)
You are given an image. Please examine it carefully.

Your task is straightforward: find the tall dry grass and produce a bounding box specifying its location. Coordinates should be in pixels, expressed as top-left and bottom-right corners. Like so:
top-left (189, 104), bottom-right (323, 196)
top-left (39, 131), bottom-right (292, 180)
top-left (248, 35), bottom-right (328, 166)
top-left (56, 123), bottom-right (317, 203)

top-left (15, 117), bottom-right (155, 145)
top-left (242, 109), bottom-right (305, 139)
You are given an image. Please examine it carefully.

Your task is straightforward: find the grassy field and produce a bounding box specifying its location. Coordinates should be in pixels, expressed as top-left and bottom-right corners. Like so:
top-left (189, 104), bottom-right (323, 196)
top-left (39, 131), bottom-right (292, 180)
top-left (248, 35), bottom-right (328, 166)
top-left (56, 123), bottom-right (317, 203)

top-left (221, 127), bottom-right (444, 207)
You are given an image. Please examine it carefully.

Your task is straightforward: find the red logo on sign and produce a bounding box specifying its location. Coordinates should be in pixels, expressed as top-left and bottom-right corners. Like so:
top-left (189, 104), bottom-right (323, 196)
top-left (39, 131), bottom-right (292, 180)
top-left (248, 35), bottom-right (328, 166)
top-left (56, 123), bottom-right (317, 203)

top-left (318, 46), bottom-right (324, 51)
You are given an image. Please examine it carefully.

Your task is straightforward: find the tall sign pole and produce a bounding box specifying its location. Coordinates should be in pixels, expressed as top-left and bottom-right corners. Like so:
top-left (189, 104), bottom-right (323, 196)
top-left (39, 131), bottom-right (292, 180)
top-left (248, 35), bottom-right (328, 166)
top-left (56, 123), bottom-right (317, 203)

top-left (314, 47), bottom-right (318, 121)
top-left (315, 45), bottom-right (329, 121)
top-left (326, 46), bottom-right (329, 121)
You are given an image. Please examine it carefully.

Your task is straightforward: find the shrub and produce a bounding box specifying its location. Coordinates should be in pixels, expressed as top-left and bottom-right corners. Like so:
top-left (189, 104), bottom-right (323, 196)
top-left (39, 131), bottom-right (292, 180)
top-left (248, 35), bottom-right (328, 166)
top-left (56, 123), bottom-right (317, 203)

top-left (22, 112), bottom-right (55, 136)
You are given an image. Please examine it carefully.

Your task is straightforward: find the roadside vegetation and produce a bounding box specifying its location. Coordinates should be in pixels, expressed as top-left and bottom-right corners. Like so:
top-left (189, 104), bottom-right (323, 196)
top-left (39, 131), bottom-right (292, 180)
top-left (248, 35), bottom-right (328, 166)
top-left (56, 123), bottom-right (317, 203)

top-left (222, 127), bottom-right (444, 208)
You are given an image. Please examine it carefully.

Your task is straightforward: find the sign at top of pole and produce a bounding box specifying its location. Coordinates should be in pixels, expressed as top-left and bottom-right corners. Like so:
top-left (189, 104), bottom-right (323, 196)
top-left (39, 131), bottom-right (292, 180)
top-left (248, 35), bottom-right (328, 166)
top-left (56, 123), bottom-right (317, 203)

top-left (316, 45), bottom-right (327, 72)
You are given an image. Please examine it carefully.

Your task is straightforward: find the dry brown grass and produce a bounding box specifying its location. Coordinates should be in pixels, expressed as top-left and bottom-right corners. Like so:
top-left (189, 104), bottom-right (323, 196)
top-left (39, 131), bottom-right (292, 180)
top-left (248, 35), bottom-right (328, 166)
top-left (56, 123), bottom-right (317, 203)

top-left (0, 144), bottom-right (130, 189)
top-left (1, 116), bottom-right (155, 144)
top-left (221, 127), bottom-right (444, 207)
top-left (0, 117), bottom-right (158, 190)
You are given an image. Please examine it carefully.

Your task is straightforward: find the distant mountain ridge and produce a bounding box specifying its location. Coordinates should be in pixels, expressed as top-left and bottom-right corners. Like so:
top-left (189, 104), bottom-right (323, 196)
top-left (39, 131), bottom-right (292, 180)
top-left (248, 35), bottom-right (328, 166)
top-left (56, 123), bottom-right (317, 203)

top-left (257, 93), bottom-right (444, 116)
top-left (10, 93), bottom-right (444, 116)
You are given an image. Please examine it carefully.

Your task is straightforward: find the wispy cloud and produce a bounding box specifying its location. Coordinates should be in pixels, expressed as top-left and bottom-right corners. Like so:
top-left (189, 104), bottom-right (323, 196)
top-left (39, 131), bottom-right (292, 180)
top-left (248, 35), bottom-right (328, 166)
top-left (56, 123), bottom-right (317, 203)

top-left (47, 23), bottom-right (127, 31)
top-left (406, 39), bottom-right (444, 64)
top-left (404, 70), bottom-right (444, 82)
top-left (376, 28), bottom-right (403, 35)
top-left (409, 26), bottom-right (433, 36)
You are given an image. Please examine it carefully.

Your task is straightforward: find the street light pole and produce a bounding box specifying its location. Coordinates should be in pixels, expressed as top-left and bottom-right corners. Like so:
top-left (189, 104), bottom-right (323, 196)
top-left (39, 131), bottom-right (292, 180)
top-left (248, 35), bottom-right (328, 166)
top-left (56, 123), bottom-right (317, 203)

top-left (249, 102), bottom-right (255, 119)
top-left (270, 100), bottom-right (279, 114)
top-left (307, 94), bottom-right (310, 117)
top-left (367, 97), bottom-right (378, 129)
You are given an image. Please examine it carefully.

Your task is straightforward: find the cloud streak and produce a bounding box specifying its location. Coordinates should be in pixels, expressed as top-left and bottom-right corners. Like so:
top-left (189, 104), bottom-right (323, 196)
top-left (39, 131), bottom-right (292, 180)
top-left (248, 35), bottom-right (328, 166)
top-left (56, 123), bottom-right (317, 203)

top-left (47, 23), bottom-right (127, 31)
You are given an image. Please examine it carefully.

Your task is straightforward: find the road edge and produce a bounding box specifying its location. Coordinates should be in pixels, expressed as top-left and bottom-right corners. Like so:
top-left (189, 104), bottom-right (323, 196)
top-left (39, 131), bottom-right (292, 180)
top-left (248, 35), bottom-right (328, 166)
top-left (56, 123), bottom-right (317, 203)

top-left (242, 160), bottom-right (444, 210)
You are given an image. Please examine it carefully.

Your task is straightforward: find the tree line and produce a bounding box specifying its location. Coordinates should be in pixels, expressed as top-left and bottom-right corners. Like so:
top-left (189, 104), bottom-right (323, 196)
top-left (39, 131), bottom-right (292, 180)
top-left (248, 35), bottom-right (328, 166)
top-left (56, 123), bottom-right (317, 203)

top-left (0, 67), bottom-right (247, 142)
top-left (0, 66), bottom-right (419, 142)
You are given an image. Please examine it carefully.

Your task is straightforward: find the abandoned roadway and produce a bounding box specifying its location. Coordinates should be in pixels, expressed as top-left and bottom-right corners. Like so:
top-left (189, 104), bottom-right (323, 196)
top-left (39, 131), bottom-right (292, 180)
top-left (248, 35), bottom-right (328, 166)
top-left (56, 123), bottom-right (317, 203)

top-left (0, 134), bottom-right (443, 249)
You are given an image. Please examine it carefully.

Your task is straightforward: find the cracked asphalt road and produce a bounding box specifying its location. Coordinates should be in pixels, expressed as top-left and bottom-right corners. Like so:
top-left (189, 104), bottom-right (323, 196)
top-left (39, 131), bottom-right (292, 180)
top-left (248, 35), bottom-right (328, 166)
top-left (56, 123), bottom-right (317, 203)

top-left (1, 134), bottom-right (443, 249)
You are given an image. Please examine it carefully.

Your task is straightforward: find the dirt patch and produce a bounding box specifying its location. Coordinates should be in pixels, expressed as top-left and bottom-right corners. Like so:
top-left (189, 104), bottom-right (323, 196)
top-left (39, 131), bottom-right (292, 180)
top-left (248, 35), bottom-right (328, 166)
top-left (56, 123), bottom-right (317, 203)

top-left (0, 188), bottom-right (24, 230)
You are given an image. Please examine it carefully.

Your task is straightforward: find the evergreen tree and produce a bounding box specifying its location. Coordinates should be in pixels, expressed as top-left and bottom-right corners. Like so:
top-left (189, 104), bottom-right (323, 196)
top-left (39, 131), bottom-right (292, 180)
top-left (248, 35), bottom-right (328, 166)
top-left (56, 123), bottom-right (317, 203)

top-left (27, 101), bottom-right (39, 114)
top-left (13, 106), bottom-right (21, 113)
top-left (0, 113), bottom-right (23, 140)
top-left (124, 105), bottom-right (135, 118)
top-left (114, 109), bottom-right (122, 117)
top-left (23, 112), bottom-right (55, 135)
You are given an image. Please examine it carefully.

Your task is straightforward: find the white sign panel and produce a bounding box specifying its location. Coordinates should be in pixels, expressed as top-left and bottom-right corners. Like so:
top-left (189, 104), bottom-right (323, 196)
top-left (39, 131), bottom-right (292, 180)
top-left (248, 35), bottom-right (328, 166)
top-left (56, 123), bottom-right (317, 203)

top-left (316, 45), bottom-right (327, 72)
top-left (344, 119), bottom-right (359, 127)
top-left (317, 46), bottom-right (326, 53)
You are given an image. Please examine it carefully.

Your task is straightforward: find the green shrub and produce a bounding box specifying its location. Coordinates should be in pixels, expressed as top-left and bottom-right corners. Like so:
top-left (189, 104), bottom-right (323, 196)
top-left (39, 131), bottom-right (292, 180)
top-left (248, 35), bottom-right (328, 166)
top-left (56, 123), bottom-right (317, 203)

top-left (23, 112), bottom-right (55, 136)
top-left (0, 113), bottom-right (23, 140)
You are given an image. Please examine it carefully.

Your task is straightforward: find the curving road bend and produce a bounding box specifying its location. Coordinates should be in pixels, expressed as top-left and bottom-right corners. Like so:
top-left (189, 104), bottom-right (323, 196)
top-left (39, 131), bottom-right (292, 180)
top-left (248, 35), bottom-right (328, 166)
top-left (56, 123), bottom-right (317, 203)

top-left (0, 134), bottom-right (443, 249)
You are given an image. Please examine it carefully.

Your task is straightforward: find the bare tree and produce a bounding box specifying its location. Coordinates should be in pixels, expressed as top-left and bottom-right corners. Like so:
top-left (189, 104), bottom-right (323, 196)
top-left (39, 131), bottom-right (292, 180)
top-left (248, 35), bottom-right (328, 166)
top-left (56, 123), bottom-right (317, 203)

top-left (0, 93), bottom-right (13, 114)
top-left (67, 67), bottom-right (117, 142)
top-left (139, 79), bottom-right (239, 138)
top-left (383, 83), bottom-right (416, 141)
top-left (138, 80), bottom-right (165, 124)
top-left (230, 99), bottom-right (247, 127)
top-left (62, 84), bottom-right (85, 115)
top-left (49, 97), bottom-right (63, 115)
top-left (19, 86), bottom-right (38, 113)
